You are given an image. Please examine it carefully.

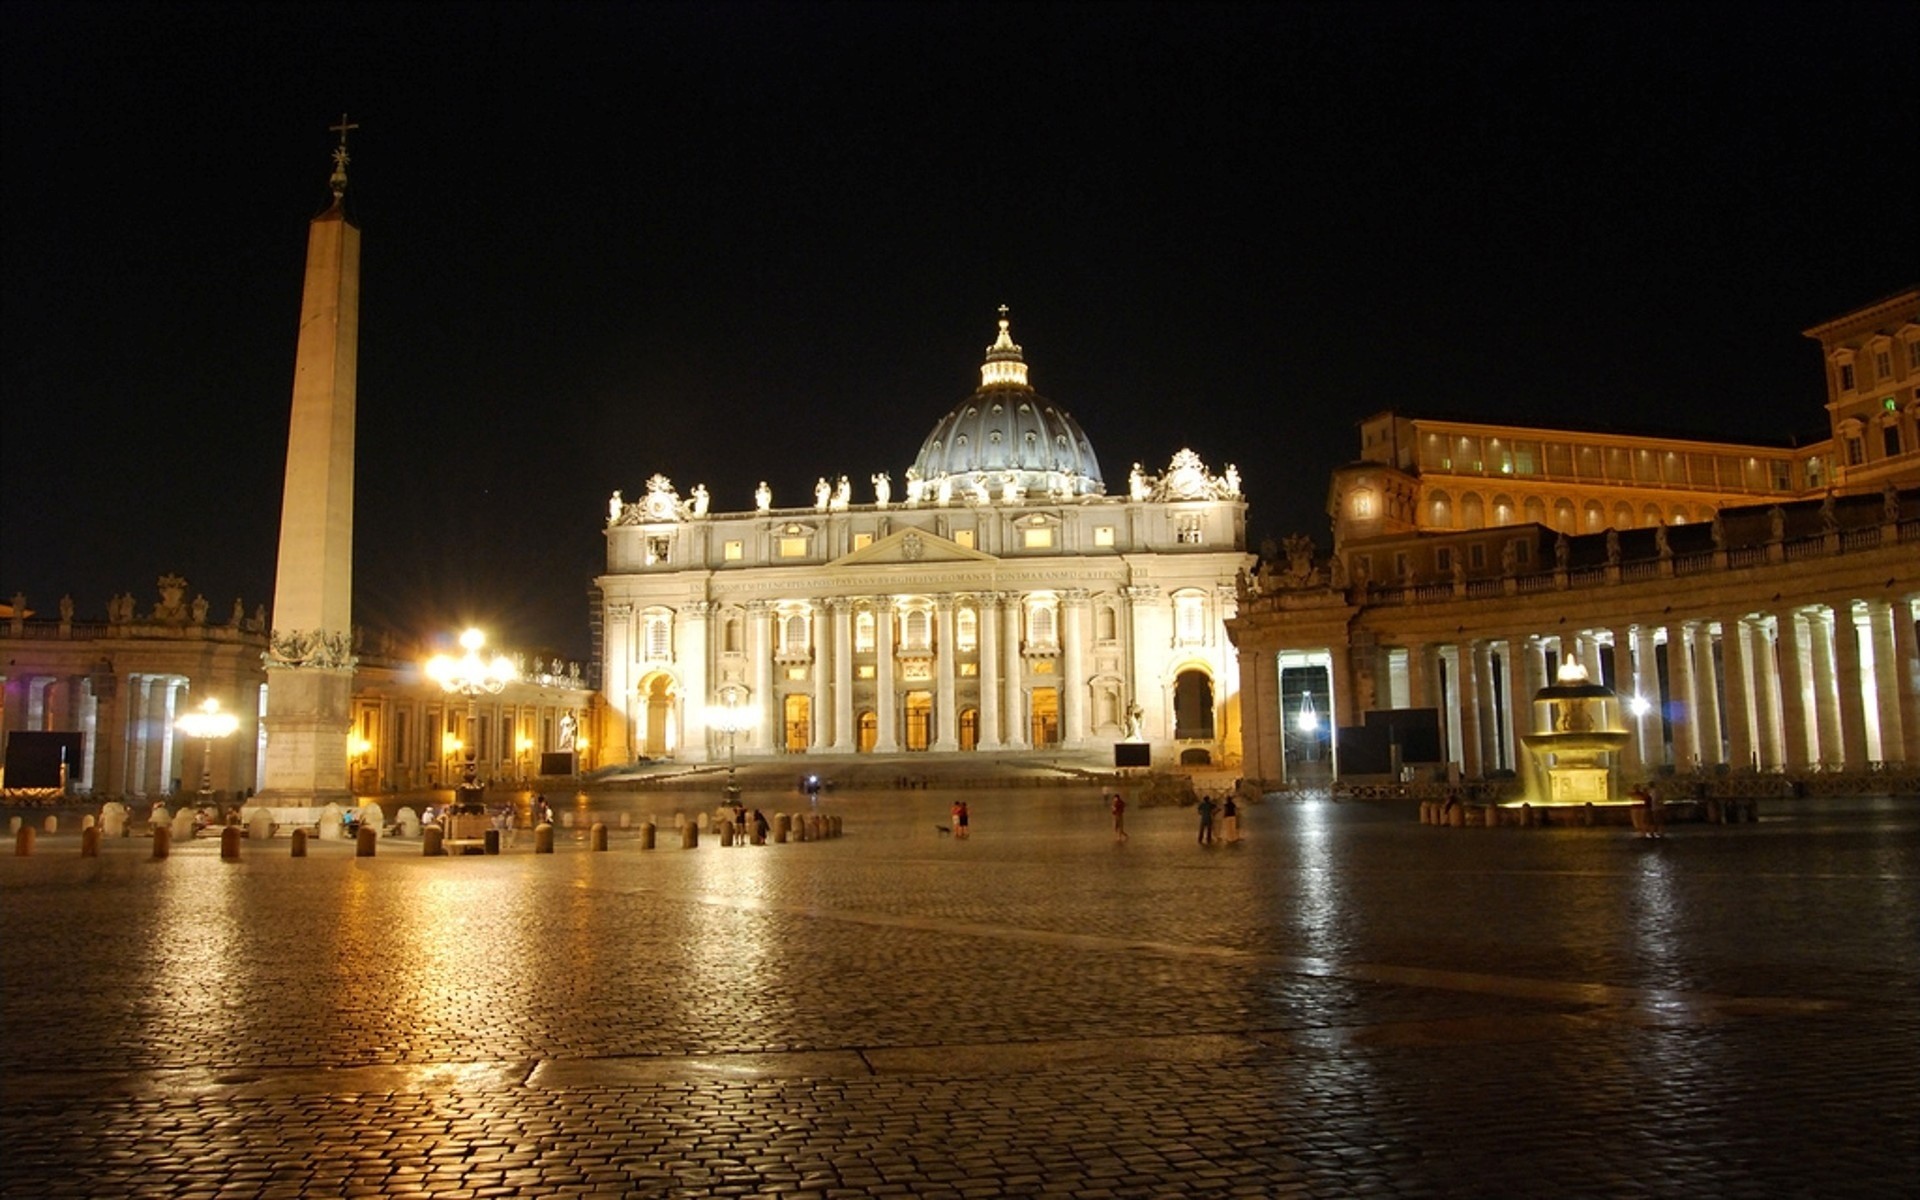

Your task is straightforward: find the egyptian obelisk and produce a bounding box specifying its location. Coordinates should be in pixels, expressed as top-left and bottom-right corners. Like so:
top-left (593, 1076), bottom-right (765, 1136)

top-left (257, 117), bottom-right (361, 809)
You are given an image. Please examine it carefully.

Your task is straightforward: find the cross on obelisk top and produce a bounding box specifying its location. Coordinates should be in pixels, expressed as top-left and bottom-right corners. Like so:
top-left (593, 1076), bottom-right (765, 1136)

top-left (328, 112), bottom-right (358, 198)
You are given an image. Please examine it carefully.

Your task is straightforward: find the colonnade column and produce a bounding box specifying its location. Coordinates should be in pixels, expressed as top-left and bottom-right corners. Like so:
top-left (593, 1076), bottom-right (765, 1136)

top-left (1607, 627), bottom-right (1640, 779)
top-left (1504, 637), bottom-right (1533, 775)
top-left (1776, 610), bottom-right (1813, 768)
top-left (1720, 613), bottom-right (1756, 771)
top-left (1632, 626), bottom-right (1662, 770)
top-left (1668, 624), bottom-right (1698, 771)
top-left (821, 599), bottom-right (845, 752)
top-left (1806, 608), bottom-right (1842, 767)
top-left (1470, 642), bottom-right (1499, 772)
top-left (1891, 596), bottom-right (1920, 768)
top-left (1691, 621), bottom-right (1724, 767)
top-left (1749, 617), bottom-right (1785, 769)
top-left (1867, 600), bottom-right (1902, 763)
top-left (1001, 596), bottom-right (1028, 749)
top-left (977, 593), bottom-right (1003, 751)
top-left (748, 602), bottom-right (773, 754)
top-left (1244, 646), bottom-right (1282, 783)
top-left (933, 597), bottom-right (959, 752)
top-left (1404, 642), bottom-right (1430, 711)
top-left (1453, 644), bottom-right (1482, 778)
top-left (1831, 600), bottom-right (1869, 770)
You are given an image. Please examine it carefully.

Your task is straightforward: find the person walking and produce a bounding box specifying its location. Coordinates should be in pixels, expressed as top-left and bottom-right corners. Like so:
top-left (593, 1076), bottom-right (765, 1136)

top-left (1110, 792), bottom-right (1129, 842)
top-left (1196, 794), bottom-right (1216, 845)
top-left (1221, 794), bottom-right (1239, 844)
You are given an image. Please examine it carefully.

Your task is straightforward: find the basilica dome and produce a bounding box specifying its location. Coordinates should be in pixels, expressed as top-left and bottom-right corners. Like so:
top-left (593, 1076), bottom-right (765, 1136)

top-left (908, 312), bottom-right (1106, 501)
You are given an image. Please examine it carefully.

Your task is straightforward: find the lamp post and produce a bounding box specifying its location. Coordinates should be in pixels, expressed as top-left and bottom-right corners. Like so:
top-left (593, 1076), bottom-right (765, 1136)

top-left (425, 629), bottom-right (517, 836)
top-left (707, 685), bottom-right (748, 802)
top-left (176, 697), bottom-right (240, 799)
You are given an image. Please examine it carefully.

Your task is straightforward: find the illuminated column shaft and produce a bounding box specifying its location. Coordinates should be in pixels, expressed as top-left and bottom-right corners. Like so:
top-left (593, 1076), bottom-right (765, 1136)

top-left (827, 599), bottom-right (851, 752)
top-left (1632, 627), bottom-right (1661, 770)
top-left (1471, 642), bottom-right (1499, 773)
top-left (1831, 600), bottom-right (1870, 769)
top-left (680, 602), bottom-right (711, 761)
top-left (1867, 600), bottom-right (1901, 761)
top-left (1240, 644), bottom-right (1280, 783)
top-left (1453, 644), bottom-right (1482, 778)
top-left (1668, 624), bottom-right (1699, 771)
top-left (873, 599), bottom-right (899, 752)
top-left (1692, 621), bottom-right (1725, 766)
top-left (1607, 627), bottom-right (1640, 778)
top-left (1806, 608), bottom-right (1842, 765)
top-left (1891, 595), bottom-right (1920, 767)
top-left (602, 605), bottom-right (634, 764)
top-left (1002, 597), bottom-right (1028, 749)
top-left (1060, 591), bottom-right (1086, 748)
top-left (932, 598), bottom-right (959, 751)
top-left (976, 593), bottom-right (1002, 750)
top-left (1750, 617), bottom-right (1785, 769)
top-left (1721, 614), bottom-right (1755, 771)
top-left (749, 602), bottom-right (773, 754)
top-left (260, 195), bottom-right (359, 807)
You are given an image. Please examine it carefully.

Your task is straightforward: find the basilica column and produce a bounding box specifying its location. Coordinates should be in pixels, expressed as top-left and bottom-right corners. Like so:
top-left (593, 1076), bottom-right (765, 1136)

top-left (1720, 613), bottom-right (1756, 771)
top-left (933, 597), bottom-right (959, 752)
top-left (1668, 624), bottom-right (1699, 772)
top-left (873, 598), bottom-right (899, 752)
top-left (1806, 607), bottom-right (1842, 767)
top-left (1061, 589), bottom-right (1087, 748)
top-left (1002, 596), bottom-right (1028, 749)
top-left (680, 602), bottom-right (713, 760)
top-left (1890, 595), bottom-right (1920, 768)
top-left (1867, 600), bottom-right (1903, 763)
top-left (602, 604), bottom-right (635, 763)
top-left (1125, 585), bottom-right (1161, 745)
top-left (827, 599), bottom-right (852, 752)
top-left (748, 601), bottom-right (774, 754)
top-left (977, 593), bottom-right (1003, 751)
top-left (1831, 599), bottom-right (1870, 770)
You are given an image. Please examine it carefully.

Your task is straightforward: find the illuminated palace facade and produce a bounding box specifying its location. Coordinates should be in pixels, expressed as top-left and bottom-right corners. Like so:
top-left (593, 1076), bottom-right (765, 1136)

top-left (595, 315), bottom-right (1252, 768)
top-left (1230, 288), bottom-right (1920, 786)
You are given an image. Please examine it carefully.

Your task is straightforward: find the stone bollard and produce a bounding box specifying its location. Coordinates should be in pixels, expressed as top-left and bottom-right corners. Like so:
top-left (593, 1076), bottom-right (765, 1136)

top-left (249, 810), bottom-right (275, 842)
top-left (43, 814), bottom-right (59, 835)
top-left (152, 826), bottom-right (171, 860)
top-left (535, 824), bottom-right (554, 854)
top-left (484, 828), bottom-right (500, 855)
top-left (681, 822), bottom-right (699, 849)
top-left (831, 816), bottom-right (842, 837)
top-left (82, 814), bottom-right (96, 831)
top-left (171, 809), bottom-right (197, 842)
top-left (421, 826), bottom-right (443, 857)
top-left (697, 811), bottom-right (710, 832)
top-left (750, 820), bottom-right (766, 846)
top-left (774, 813), bottom-right (789, 843)
top-left (1582, 802), bottom-right (1595, 828)
top-left (7, 816), bottom-right (19, 836)
top-left (591, 822), bottom-right (608, 851)
top-left (356, 825), bottom-right (377, 858)
top-left (1520, 803), bottom-right (1535, 828)
top-left (1705, 798), bottom-right (1723, 825)
top-left (290, 827), bottom-right (308, 857)
top-left (81, 826), bottom-right (101, 857)
top-left (640, 822), bottom-right (656, 850)
top-left (15, 826), bottom-right (36, 856)
top-left (720, 820), bottom-right (735, 847)
top-left (101, 803), bottom-right (129, 838)
top-left (563, 812), bottom-right (575, 829)
top-left (222, 826), bottom-right (243, 861)
top-left (1419, 801), bottom-right (1432, 825)
top-left (619, 812), bottom-right (632, 829)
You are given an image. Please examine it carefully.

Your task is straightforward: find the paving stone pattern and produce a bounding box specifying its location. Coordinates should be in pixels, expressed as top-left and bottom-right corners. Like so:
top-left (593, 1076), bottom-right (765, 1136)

top-left (3, 790), bottom-right (1916, 1197)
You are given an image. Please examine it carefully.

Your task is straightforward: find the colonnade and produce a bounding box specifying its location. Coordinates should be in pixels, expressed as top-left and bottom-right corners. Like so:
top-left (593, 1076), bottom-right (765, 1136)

top-left (1385, 593), bottom-right (1919, 779)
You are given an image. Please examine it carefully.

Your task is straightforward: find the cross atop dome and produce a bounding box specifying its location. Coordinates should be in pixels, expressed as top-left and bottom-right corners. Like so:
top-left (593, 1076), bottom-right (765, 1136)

top-left (328, 112), bottom-right (358, 199)
top-left (981, 304), bottom-right (1029, 388)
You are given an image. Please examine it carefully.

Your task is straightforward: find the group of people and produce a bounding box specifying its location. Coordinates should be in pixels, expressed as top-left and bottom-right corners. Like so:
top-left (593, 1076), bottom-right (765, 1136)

top-left (1194, 793), bottom-right (1241, 845)
top-left (727, 800), bottom-right (772, 842)
top-left (948, 799), bottom-right (970, 838)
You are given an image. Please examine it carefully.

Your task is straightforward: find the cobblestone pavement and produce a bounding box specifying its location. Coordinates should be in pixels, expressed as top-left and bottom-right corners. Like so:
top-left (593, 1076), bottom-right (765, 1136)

top-left (3, 788), bottom-right (1916, 1197)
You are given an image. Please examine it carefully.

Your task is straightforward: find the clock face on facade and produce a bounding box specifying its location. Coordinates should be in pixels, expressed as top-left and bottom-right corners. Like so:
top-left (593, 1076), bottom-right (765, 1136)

top-left (644, 490), bottom-right (677, 521)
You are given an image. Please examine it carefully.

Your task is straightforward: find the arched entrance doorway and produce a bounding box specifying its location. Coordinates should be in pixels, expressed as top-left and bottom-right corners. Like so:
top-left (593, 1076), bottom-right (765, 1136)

top-left (639, 675), bottom-right (674, 758)
top-left (1173, 670), bottom-right (1214, 741)
top-left (959, 708), bottom-right (978, 751)
top-left (857, 711), bottom-right (877, 753)
top-left (1030, 687), bottom-right (1059, 747)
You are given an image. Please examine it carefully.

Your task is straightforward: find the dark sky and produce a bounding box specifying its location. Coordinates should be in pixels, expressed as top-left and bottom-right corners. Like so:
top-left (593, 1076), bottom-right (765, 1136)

top-left (5, 1), bottom-right (1916, 662)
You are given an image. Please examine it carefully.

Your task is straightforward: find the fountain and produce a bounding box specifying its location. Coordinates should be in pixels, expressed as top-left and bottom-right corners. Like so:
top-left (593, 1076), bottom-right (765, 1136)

top-left (1496, 661), bottom-right (1633, 825)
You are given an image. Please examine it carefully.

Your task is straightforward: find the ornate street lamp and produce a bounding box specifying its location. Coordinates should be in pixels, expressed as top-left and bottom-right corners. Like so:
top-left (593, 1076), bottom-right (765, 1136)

top-left (707, 684), bottom-right (748, 802)
top-left (425, 628), bottom-right (516, 832)
top-left (176, 697), bottom-right (240, 799)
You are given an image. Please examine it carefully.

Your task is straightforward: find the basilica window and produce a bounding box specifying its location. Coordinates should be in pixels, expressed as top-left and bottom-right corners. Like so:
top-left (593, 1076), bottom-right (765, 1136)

top-left (956, 607), bottom-right (978, 651)
top-left (855, 610), bottom-right (876, 653)
top-left (1908, 340), bottom-right (1920, 370)
top-left (1350, 489), bottom-right (1375, 518)
top-left (853, 533), bottom-right (873, 551)
top-left (954, 529), bottom-right (975, 549)
top-left (1884, 425), bottom-right (1903, 458)
top-left (724, 539), bottom-right (744, 561)
top-left (1176, 517), bottom-right (1203, 544)
top-left (780, 612), bottom-right (810, 656)
top-left (1839, 362), bottom-right (1855, 391)
top-left (1174, 593), bottom-right (1207, 646)
top-left (1026, 600), bottom-right (1058, 650)
top-left (1023, 527), bottom-right (1054, 549)
top-left (901, 607), bottom-right (931, 653)
top-left (1846, 436), bottom-right (1865, 466)
top-left (723, 615), bottom-right (743, 654)
top-left (643, 611), bottom-right (672, 662)
top-left (1094, 525), bottom-right (1115, 547)
top-left (1876, 350), bottom-right (1892, 380)
top-left (779, 536), bottom-right (809, 558)
top-left (646, 537), bottom-right (671, 566)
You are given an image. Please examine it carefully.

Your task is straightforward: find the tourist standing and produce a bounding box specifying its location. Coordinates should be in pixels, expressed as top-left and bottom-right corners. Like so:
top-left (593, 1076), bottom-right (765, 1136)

top-left (955, 799), bottom-right (970, 839)
top-left (1196, 795), bottom-right (1216, 845)
top-left (1221, 794), bottom-right (1239, 843)
top-left (1110, 792), bottom-right (1128, 842)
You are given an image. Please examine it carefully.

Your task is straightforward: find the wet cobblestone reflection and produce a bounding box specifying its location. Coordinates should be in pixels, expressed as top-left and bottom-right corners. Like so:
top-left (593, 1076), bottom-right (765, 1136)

top-left (3, 789), bottom-right (1915, 1196)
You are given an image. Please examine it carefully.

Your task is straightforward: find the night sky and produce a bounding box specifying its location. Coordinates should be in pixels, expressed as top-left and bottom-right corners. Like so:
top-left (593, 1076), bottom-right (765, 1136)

top-left (4, 1), bottom-right (1915, 662)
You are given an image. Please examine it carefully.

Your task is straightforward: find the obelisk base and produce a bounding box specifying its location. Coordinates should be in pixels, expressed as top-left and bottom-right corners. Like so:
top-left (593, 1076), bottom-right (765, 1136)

top-left (256, 665), bottom-right (355, 807)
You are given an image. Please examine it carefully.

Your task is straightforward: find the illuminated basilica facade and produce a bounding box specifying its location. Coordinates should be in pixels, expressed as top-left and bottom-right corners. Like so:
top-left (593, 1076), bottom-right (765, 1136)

top-left (1230, 287), bottom-right (1920, 787)
top-left (595, 315), bottom-right (1253, 767)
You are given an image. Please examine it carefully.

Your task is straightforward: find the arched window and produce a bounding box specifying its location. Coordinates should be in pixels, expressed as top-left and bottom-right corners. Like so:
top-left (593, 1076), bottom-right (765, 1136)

top-left (956, 606), bottom-right (978, 652)
top-left (1522, 497), bottom-right (1546, 526)
top-left (781, 612), bottom-right (809, 655)
top-left (1027, 601), bottom-right (1057, 648)
top-left (1461, 493), bottom-right (1485, 529)
top-left (1096, 604), bottom-right (1117, 642)
top-left (1612, 503), bottom-right (1634, 530)
top-left (855, 610), bottom-right (876, 653)
top-left (1174, 670), bottom-right (1215, 740)
top-left (1584, 501), bottom-right (1605, 532)
top-left (1642, 504), bottom-right (1663, 528)
top-left (901, 607), bottom-right (931, 653)
top-left (1428, 489), bottom-right (1454, 528)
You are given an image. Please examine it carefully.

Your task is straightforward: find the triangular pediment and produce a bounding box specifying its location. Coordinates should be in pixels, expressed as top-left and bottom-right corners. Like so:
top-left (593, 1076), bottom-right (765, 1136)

top-left (831, 528), bottom-right (999, 567)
